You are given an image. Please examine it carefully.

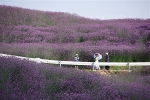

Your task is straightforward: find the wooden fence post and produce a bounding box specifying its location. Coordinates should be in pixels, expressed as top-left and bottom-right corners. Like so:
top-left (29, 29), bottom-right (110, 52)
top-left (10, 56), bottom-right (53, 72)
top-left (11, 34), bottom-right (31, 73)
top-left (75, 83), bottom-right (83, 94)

top-left (92, 62), bottom-right (95, 71)
top-left (128, 63), bottom-right (131, 72)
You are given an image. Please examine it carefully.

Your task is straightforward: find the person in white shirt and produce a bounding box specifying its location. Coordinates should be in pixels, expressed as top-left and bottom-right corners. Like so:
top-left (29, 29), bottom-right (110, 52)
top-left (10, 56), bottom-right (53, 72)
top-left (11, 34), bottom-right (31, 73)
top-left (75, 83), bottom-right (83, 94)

top-left (74, 54), bottom-right (79, 69)
top-left (94, 53), bottom-right (100, 70)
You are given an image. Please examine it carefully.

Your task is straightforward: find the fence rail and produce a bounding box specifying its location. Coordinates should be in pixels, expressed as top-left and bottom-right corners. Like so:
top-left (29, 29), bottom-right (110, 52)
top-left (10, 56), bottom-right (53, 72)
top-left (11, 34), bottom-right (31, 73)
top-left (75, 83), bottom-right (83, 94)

top-left (0, 53), bottom-right (150, 71)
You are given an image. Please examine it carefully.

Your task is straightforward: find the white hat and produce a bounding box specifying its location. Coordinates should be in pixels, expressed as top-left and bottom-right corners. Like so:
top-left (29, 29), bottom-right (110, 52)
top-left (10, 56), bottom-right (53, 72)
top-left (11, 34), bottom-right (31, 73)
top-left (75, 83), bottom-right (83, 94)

top-left (106, 52), bottom-right (108, 55)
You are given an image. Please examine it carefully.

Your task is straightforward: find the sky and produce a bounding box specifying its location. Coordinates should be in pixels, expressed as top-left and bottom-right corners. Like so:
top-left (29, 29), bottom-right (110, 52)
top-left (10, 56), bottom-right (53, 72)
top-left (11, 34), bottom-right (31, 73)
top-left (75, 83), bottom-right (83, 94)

top-left (0, 0), bottom-right (150, 20)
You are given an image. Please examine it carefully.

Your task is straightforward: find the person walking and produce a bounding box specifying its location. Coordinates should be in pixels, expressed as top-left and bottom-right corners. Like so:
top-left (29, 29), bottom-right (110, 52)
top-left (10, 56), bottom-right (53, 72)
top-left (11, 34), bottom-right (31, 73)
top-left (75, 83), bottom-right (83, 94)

top-left (74, 54), bottom-right (79, 69)
top-left (94, 54), bottom-right (100, 70)
top-left (105, 52), bottom-right (110, 70)
top-left (94, 53), bottom-right (102, 70)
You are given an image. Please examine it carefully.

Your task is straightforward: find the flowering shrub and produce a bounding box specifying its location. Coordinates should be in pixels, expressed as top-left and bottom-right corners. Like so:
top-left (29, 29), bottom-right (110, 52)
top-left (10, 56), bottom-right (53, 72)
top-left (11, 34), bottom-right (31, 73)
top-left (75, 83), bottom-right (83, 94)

top-left (0, 6), bottom-right (150, 62)
top-left (0, 57), bottom-right (47, 100)
top-left (0, 42), bottom-right (149, 62)
top-left (0, 57), bottom-right (150, 100)
top-left (1, 5), bottom-right (150, 100)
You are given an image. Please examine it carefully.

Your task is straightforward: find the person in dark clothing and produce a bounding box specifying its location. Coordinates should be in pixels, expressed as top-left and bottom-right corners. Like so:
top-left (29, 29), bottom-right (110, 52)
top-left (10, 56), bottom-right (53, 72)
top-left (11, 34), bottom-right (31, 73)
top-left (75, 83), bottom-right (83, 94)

top-left (105, 52), bottom-right (110, 70)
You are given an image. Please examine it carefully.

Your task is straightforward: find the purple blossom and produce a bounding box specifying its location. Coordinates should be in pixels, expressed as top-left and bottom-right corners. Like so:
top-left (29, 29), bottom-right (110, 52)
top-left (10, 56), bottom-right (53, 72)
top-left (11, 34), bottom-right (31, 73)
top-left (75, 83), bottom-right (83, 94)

top-left (0, 57), bottom-right (150, 100)
top-left (0, 5), bottom-right (150, 99)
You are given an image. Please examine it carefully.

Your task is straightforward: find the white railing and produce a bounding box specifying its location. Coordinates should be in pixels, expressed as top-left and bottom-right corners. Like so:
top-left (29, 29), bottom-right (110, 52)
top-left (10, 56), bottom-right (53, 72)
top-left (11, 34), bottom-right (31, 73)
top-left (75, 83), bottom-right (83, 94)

top-left (0, 53), bottom-right (150, 71)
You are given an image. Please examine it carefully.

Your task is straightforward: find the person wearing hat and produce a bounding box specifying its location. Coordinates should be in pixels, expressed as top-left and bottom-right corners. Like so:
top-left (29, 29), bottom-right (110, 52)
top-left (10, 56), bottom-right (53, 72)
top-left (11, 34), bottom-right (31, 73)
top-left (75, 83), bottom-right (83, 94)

top-left (74, 54), bottom-right (79, 69)
top-left (105, 52), bottom-right (110, 70)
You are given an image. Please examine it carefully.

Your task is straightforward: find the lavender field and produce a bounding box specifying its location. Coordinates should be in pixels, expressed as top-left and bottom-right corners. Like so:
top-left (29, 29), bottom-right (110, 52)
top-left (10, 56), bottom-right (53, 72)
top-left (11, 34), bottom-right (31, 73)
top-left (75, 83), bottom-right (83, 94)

top-left (0, 5), bottom-right (150, 62)
top-left (0, 5), bottom-right (150, 100)
top-left (0, 57), bottom-right (150, 100)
